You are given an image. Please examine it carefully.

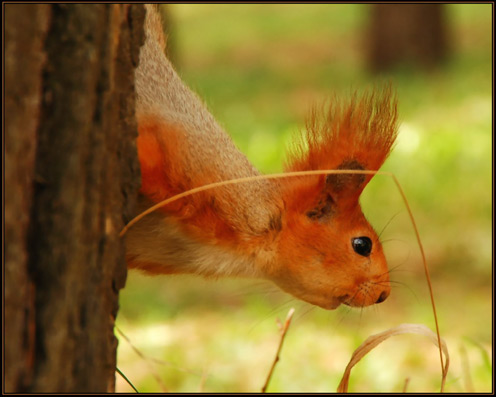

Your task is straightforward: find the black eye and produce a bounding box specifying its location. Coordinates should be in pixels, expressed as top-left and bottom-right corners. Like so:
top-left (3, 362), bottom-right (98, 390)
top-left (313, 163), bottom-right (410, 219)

top-left (352, 236), bottom-right (372, 257)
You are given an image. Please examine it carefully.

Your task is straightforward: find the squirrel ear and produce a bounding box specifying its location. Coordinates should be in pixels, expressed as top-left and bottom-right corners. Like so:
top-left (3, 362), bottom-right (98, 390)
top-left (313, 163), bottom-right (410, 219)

top-left (325, 159), bottom-right (367, 199)
top-left (306, 160), bottom-right (366, 221)
top-left (306, 191), bottom-right (335, 220)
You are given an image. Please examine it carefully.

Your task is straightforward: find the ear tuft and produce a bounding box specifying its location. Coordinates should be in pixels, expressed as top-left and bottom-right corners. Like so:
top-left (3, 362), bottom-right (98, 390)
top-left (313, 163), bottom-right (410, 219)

top-left (285, 85), bottom-right (398, 199)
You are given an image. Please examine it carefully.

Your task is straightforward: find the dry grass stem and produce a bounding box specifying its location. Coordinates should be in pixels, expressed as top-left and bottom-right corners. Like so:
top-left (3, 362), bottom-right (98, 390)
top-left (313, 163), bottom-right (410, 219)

top-left (120, 170), bottom-right (389, 238)
top-left (460, 344), bottom-right (474, 392)
top-left (116, 326), bottom-right (169, 392)
top-left (336, 323), bottom-right (450, 393)
top-left (261, 307), bottom-right (296, 393)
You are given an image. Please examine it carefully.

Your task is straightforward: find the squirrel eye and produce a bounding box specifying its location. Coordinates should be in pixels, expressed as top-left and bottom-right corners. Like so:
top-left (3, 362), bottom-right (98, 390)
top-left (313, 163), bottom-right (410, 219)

top-left (351, 236), bottom-right (372, 257)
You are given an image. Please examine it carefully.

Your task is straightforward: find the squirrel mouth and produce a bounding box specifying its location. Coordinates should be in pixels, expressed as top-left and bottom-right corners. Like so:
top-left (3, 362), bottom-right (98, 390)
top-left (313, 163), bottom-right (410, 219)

top-left (339, 289), bottom-right (390, 307)
top-left (338, 294), bottom-right (352, 306)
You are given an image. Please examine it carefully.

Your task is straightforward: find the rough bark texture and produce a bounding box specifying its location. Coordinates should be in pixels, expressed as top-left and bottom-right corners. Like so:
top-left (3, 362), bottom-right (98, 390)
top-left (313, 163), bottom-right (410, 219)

top-left (5, 4), bottom-right (50, 392)
top-left (5, 4), bottom-right (144, 392)
top-left (368, 4), bottom-right (448, 72)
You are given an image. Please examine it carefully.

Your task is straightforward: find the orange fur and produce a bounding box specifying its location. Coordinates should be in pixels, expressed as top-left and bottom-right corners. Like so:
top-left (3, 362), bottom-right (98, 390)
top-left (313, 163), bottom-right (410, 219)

top-left (137, 116), bottom-right (241, 246)
top-left (125, 5), bottom-right (399, 310)
top-left (128, 259), bottom-right (184, 275)
top-left (287, 88), bottom-right (398, 173)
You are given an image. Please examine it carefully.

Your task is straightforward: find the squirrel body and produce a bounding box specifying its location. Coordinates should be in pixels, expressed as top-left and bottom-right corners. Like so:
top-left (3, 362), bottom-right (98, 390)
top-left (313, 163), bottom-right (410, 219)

top-left (125, 5), bottom-right (398, 310)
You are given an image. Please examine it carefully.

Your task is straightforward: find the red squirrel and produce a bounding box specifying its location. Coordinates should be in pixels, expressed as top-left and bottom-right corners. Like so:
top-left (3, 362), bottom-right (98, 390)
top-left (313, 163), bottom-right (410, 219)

top-left (125, 5), bottom-right (399, 310)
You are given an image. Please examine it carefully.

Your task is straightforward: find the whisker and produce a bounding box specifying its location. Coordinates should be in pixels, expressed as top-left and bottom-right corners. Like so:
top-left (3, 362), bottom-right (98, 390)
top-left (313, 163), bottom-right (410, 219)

top-left (387, 263), bottom-right (404, 274)
top-left (294, 304), bottom-right (317, 324)
top-left (228, 281), bottom-right (279, 298)
top-left (378, 210), bottom-right (402, 239)
top-left (388, 262), bottom-right (417, 276)
top-left (335, 299), bottom-right (355, 327)
top-left (372, 279), bottom-right (419, 303)
top-left (247, 298), bottom-right (296, 334)
top-left (359, 304), bottom-right (364, 330)
top-left (380, 238), bottom-right (407, 245)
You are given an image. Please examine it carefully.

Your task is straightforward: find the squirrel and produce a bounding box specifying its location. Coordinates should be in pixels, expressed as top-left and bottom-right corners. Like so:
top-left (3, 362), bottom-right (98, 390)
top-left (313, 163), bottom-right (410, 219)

top-left (125, 5), bottom-right (399, 310)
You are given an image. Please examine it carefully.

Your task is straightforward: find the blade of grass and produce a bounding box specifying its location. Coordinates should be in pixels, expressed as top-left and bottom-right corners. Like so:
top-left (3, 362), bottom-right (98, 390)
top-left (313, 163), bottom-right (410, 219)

top-left (261, 307), bottom-right (295, 393)
top-left (336, 323), bottom-right (450, 393)
top-left (116, 367), bottom-right (139, 393)
top-left (115, 326), bottom-right (169, 392)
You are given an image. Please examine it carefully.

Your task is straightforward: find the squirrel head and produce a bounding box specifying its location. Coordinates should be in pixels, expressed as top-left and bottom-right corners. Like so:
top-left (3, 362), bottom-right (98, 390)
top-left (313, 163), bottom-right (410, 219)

top-left (267, 87), bottom-right (398, 309)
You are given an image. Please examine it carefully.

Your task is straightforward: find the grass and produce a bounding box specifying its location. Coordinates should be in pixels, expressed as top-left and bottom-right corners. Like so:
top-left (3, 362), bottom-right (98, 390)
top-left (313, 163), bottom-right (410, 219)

top-left (116, 4), bottom-right (492, 392)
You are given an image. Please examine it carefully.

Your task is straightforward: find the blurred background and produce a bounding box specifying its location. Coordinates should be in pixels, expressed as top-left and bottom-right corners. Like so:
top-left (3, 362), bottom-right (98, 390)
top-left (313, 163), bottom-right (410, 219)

top-left (116, 4), bottom-right (492, 392)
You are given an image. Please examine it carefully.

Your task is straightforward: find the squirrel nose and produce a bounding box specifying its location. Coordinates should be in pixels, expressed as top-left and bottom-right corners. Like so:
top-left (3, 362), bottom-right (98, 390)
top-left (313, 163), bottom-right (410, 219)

top-left (376, 290), bottom-right (389, 304)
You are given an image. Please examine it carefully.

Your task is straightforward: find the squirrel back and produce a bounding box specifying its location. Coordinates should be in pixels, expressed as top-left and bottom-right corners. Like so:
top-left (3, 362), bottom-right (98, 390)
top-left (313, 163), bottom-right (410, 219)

top-left (135, 5), bottom-right (282, 235)
top-left (126, 5), bottom-right (398, 309)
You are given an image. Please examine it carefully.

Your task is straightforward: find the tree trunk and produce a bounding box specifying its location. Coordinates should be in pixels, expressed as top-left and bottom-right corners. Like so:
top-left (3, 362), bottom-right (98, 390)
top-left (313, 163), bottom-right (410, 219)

top-left (368, 4), bottom-right (448, 72)
top-left (5, 4), bottom-right (144, 392)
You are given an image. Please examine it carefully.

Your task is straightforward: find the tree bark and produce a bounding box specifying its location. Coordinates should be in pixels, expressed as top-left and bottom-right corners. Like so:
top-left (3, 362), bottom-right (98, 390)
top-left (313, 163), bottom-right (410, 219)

top-left (5, 4), bottom-right (144, 392)
top-left (368, 4), bottom-right (448, 72)
top-left (5, 4), bottom-right (50, 392)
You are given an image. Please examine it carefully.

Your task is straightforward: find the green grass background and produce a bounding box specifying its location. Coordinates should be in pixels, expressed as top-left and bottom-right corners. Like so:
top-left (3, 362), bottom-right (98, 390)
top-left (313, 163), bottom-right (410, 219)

top-left (116, 4), bottom-right (492, 392)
